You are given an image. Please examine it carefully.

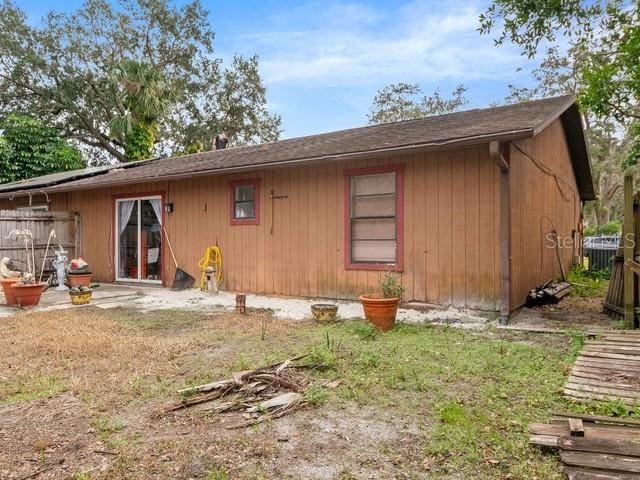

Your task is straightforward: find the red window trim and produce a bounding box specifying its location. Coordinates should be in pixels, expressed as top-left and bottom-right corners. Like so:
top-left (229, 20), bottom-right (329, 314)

top-left (343, 164), bottom-right (404, 271)
top-left (229, 178), bottom-right (261, 226)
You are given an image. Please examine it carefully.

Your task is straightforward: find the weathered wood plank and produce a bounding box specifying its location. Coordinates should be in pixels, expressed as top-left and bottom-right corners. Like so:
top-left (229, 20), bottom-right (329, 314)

top-left (584, 345), bottom-right (640, 356)
top-left (530, 421), bottom-right (640, 440)
top-left (569, 376), bottom-right (640, 392)
top-left (574, 359), bottom-right (640, 374)
top-left (564, 388), bottom-right (639, 408)
top-left (569, 368), bottom-right (640, 390)
top-left (581, 351), bottom-right (640, 362)
top-left (560, 451), bottom-right (640, 473)
top-left (569, 418), bottom-right (585, 437)
top-left (566, 381), bottom-right (640, 398)
top-left (529, 434), bottom-right (559, 447)
top-left (552, 412), bottom-right (640, 428)
top-left (565, 466), bottom-right (640, 480)
top-left (588, 340), bottom-right (640, 348)
top-left (572, 364), bottom-right (640, 377)
top-left (559, 436), bottom-right (640, 457)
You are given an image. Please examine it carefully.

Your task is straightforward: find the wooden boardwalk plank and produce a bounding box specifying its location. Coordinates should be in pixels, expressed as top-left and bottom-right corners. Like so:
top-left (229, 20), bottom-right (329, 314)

top-left (552, 412), bottom-right (640, 427)
top-left (565, 466), bottom-right (640, 480)
top-left (559, 436), bottom-right (640, 457)
top-left (567, 377), bottom-right (640, 394)
top-left (564, 388), bottom-right (639, 407)
top-left (530, 421), bottom-right (640, 440)
top-left (560, 451), bottom-right (640, 473)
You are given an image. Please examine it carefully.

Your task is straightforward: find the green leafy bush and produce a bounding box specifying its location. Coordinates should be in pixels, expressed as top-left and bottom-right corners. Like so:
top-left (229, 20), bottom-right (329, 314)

top-left (584, 220), bottom-right (622, 237)
top-left (381, 272), bottom-right (405, 298)
top-left (0, 114), bottom-right (84, 183)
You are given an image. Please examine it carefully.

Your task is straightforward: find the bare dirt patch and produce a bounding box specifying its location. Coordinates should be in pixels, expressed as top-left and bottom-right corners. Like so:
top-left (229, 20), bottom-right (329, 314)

top-left (510, 293), bottom-right (619, 330)
top-left (0, 393), bottom-right (109, 480)
top-left (0, 307), bottom-right (571, 479)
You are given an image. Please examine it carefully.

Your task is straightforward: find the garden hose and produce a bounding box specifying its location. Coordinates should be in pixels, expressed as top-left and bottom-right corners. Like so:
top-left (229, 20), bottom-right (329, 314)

top-left (198, 245), bottom-right (223, 290)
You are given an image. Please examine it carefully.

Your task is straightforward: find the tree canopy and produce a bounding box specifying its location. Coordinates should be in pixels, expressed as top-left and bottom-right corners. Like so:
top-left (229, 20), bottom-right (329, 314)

top-left (480, 0), bottom-right (639, 166)
top-left (0, 114), bottom-right (84, 183)
top-left (368, 83), bottom-right (468, 124)
top-left (0, 0), bottom-right (281, 163)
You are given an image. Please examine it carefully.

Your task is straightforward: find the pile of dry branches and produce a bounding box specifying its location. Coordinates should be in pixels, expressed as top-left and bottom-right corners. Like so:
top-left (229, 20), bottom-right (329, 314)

top-left (167, 355), bottom-right (311, 428)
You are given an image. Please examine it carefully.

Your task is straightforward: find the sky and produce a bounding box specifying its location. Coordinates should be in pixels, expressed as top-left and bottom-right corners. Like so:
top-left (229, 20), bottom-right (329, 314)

top-left (16, 0), bottom-right (540, 139)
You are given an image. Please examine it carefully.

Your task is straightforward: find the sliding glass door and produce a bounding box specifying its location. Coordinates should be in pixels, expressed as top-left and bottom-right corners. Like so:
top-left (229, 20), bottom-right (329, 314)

top-left (115, 196), bottom-right (162, 284)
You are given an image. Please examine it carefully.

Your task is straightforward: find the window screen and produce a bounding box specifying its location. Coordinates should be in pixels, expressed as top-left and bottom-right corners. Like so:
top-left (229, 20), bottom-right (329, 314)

top-left (349, 172), bottom-right (397, 263)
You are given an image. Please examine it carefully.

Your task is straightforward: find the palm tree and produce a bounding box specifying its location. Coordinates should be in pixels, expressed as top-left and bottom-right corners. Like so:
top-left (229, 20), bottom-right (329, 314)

top-left (109, 61), bottom-right (175, 161)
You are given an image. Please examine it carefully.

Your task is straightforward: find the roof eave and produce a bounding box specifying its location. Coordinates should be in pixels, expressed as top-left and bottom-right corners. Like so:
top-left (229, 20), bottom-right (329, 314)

top-left (0, 128), bottom-right (535, 198)
top-left (560, 103), bottom-right (596, 201)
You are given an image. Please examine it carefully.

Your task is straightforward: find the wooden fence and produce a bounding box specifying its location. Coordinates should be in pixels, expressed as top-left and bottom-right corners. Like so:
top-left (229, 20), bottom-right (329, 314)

top-left (604, 175), bottom-right (640, 328)
top-left (0, 210), bottom-right (81, 279)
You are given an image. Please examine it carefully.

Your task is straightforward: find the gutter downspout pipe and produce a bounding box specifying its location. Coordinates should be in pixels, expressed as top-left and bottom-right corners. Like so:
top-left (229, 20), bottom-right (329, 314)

top-left (490, 141), bottom-right (511, 324)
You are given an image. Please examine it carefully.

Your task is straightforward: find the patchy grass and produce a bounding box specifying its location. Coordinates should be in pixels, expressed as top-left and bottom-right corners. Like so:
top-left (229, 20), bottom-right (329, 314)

top-left (0, 307), bottom-right (583, 479)
top-left (567, 266), bottom-right (610, 297)
top-left (1, 374), bottom-right (68, 405)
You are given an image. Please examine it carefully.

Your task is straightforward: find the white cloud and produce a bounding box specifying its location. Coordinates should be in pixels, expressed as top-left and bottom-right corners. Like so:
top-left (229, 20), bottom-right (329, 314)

top-left (239, 1), bottom-right (533, 88)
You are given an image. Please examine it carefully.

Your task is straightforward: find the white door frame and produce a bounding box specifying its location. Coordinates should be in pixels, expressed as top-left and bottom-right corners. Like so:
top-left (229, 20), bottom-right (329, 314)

top-left (114, 195), bottom-right (162, 284)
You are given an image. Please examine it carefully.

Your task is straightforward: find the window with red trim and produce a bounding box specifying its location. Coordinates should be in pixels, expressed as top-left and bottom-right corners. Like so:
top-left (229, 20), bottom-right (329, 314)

top-left (229, 179), bottom-right (260, 225)
top-left (344, 165), bottom-right (403, 270)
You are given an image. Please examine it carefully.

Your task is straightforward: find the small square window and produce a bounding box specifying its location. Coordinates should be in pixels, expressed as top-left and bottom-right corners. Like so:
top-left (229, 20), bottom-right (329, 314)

top-left (229, 179), bottom-right (260, 225)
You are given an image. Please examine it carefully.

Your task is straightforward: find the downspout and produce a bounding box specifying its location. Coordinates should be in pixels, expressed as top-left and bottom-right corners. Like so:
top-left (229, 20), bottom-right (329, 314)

top-left (490, 141), bottom-right (511, 324)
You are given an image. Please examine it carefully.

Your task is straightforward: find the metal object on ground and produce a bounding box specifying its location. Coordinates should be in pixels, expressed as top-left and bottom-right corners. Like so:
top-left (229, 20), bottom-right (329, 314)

top-left (310, 303), bottom-right (339, 323)
top-left (583, 235), bottom-right (618, 271)
top-left (236, 294), bottom-right (246, 313)
top-left (204, 267), bottom-right (218, 295)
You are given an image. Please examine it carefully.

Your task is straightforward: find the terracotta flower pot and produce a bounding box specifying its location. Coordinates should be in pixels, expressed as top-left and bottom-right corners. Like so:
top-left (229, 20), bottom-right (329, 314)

top-left (67, 273), bottom-right (92, 288)
top-left (0, 277), bottom-right (21, 306)
top-left (13, 282), bottom-right (46, 308)
top-left (359, 295), bottom-right (400, 331)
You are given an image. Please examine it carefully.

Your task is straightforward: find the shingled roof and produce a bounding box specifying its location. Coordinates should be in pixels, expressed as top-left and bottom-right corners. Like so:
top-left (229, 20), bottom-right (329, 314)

top-left (0, 95), bottom-right (595, 200)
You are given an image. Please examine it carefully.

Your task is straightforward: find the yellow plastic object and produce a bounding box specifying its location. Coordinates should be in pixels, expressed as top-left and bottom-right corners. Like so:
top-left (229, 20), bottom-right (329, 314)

top-left (69, 290), bottom-right (92, 305)
top-left (198, 245), bottom-right (224, 290)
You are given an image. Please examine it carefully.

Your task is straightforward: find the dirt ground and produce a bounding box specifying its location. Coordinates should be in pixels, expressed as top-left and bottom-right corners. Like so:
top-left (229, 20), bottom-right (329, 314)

top-left (0, 308), bottom-right (430, 480)
top-left (509, 291), bottom-right (620, 330)
top-left (0, 306), bottom-right (573, 480)
top-left (0, 394), bottom-right (423, 480)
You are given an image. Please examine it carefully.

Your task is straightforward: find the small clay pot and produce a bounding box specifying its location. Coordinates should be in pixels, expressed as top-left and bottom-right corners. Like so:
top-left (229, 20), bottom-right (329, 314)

top-left (12, 282), bottom-right (46, 308)
top-left (359, 295), bottom-right (400, 331)
top-left (311, 303), bottom-right (339, 323)
top-left (0, 277), bottom-right (21, 306)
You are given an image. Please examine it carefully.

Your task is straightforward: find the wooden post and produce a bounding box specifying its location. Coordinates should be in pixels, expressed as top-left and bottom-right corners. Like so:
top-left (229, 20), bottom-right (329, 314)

top-left (623, 174), bottom-right (635, 329)
top-left (74, 213), bottom-right (82, 258)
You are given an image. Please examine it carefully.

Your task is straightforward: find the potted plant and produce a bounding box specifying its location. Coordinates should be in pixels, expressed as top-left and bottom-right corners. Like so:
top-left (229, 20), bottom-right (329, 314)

top-left (359, 272), bottom-right (405, 331)
top-left (6, 230), bottom-right (46, 308)
top-left (0, 257), bottom-right (22, 305)
top-left (13, 277), bottom-right (46, 308)
top-left (0, 276), bottom-right (21, 306)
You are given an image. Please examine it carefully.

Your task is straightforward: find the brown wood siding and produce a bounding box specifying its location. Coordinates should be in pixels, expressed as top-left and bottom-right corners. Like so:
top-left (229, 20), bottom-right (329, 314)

top-left (0, 145), bottom-right (503, 310)
top-left (509, 118), bottom-right (582, 309)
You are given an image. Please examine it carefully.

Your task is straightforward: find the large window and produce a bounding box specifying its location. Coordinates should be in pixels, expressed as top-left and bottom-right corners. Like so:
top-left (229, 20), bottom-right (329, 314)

top-left (344, 165), bottom-right (403, 270)
top-left (229, 179), bottom-right (260, 225)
